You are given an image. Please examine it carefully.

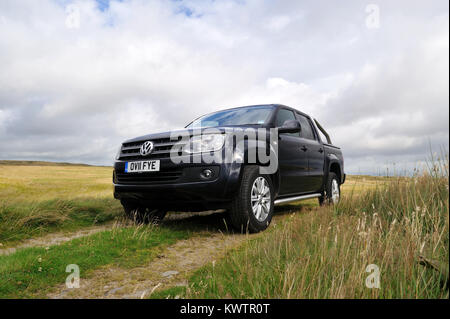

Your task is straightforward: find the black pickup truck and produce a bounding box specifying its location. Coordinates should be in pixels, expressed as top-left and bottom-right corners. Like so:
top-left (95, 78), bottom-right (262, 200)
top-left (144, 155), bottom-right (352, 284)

top-left (113, 104), bottom-right (345, 232)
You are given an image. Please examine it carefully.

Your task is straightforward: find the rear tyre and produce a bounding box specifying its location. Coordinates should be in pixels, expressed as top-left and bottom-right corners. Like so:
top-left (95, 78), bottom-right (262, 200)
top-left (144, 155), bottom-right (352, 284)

top-left (319, 172), bottom-right (340, 205)
top-left (121, 201), bottom-right (167, 225)
top-left (229, 166), bottom-right (274, 233)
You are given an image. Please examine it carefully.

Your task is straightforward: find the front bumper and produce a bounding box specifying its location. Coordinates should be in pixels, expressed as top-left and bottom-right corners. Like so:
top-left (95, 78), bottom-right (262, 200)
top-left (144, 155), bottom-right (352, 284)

top-left (113, 159), bottom-right (242, 210)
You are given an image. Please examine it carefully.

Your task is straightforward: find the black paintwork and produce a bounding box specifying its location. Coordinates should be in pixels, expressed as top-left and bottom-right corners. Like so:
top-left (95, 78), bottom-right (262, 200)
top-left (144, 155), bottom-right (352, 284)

top-left (113, 104), bottom-right (345, 211)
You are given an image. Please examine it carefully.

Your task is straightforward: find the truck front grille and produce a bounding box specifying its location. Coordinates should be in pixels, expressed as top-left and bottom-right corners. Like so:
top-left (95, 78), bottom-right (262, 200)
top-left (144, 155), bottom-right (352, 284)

top-left (119, 137), bottom-right (185, 161)
top-left (115, 168), bottom-right (183, 185)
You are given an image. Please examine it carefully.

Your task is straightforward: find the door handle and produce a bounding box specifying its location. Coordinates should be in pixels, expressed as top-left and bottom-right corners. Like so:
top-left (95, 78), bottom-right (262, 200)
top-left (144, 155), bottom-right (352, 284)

top-left (318, 148), bottom-right (324, 153)
top-left (300, 146), bottom-right (308, 152)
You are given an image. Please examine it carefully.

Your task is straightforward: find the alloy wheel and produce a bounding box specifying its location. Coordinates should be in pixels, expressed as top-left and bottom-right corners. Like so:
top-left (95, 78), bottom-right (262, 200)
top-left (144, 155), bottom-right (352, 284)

top-left (250, 177), bottom-right (271, 222)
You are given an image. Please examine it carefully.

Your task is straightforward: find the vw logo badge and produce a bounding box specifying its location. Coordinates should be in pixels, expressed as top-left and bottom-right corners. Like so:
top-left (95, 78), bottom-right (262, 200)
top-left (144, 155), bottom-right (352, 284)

top-left (140, 141), bottom-right (154, 156)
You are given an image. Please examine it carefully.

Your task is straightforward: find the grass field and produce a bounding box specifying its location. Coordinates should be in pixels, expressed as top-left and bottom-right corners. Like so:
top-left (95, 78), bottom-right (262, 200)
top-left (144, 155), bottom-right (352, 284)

top-left (0, 163), bottom-right (122, 245)
top-left (0, 159), bottom-right (448, 299)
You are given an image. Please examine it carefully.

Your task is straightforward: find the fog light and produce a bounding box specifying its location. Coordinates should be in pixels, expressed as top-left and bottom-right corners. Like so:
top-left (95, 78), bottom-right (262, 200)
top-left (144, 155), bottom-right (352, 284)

top-left (201, 169), bottom-right (213, 179)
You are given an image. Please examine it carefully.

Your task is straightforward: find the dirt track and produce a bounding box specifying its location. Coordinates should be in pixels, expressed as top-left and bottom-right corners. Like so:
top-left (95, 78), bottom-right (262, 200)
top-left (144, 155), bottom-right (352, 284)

top-left (45, 207), bottom-right (300, 299)
top-left (47, 232), bottom-right (245, 299)
top-left (0, 223), bottom-right (117, 256)
top-left (45, 210), bottom-right (249, 298)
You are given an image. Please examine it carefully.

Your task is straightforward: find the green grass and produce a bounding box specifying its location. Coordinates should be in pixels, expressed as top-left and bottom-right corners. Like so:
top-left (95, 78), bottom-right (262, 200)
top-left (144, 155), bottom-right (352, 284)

top-left (0, 198), bottom-right (122, 245)
top-left (163, 157), bottom-right (449, 299)
top-left (0, 226), bottom-right (191, 298)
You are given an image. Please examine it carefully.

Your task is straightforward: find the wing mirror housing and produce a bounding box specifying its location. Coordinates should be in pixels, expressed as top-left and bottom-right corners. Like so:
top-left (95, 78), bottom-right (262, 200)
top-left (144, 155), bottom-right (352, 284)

top-left (278, 119), bottom-right (301, 134)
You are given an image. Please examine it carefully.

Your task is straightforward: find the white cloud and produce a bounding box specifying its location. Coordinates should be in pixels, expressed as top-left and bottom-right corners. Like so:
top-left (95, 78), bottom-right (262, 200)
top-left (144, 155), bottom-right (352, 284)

top-left (266, 15), bottom-right (291, 32)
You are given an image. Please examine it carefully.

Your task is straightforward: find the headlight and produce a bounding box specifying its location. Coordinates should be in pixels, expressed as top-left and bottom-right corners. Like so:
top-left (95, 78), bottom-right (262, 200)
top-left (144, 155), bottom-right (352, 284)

top-left (186, 134), bottom-right (225, 154)
top-left (115, 145), bottom-right (122, 160)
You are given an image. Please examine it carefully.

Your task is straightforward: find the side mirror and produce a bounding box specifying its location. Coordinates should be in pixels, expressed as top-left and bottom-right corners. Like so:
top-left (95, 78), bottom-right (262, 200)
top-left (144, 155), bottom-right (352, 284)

top-left (278, 119), bottom-right (301, 134)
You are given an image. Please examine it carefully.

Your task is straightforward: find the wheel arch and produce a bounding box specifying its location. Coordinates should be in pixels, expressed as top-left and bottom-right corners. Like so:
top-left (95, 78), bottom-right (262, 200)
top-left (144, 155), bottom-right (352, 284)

top-left (328, 161), bottom-right (343, 184)
top-left (242, 140), bottom-right (281, 197)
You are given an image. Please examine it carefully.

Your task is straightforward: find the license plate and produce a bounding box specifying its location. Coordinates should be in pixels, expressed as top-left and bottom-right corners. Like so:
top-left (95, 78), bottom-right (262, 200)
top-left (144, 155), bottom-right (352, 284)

top-left (125, 160), bottom-right (160, 173)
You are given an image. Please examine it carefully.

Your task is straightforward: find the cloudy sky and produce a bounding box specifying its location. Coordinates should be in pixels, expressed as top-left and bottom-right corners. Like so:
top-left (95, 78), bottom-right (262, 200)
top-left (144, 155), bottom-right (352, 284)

top-left (0, 0), bottom-right (448, 174)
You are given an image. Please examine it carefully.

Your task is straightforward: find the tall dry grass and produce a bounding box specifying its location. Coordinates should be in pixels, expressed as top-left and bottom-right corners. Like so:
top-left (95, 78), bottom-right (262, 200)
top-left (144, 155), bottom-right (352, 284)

top-left (187, 156), bottom-right (449, 298)
top-left (0, 163), bottom-right (121, 245)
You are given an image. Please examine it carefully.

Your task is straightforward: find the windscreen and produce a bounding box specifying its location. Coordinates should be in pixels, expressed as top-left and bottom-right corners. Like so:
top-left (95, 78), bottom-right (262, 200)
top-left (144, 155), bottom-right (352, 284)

top-left (186, 106), bottom-right (274, 128)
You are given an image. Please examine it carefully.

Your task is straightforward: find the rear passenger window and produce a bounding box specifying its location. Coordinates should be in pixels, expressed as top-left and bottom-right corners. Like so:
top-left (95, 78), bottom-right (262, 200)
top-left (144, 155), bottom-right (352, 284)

top-left (315, 125), bottom-right (329, 143)
top-left (297, 114), bottom-right (315, 140)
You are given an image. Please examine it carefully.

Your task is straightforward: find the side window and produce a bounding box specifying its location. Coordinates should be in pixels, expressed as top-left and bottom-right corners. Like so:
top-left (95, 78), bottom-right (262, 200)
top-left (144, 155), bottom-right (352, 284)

top-left (276, 109), bottom-right (298, 136)
top-left (297, 114), bottom-right (315, 140)
top-left (315, 124), bottom-right (329, 143)
top-left (276, 109), bottom-right (296, 127)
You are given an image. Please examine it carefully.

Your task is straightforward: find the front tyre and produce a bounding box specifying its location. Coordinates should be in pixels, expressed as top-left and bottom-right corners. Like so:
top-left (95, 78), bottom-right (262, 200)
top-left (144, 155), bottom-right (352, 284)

top-left (121, 201), bottom-right (167, 225)
top-left (229, 166), bottom-right (274, 233)
top-left (319, 172), bottom-right (341, 205)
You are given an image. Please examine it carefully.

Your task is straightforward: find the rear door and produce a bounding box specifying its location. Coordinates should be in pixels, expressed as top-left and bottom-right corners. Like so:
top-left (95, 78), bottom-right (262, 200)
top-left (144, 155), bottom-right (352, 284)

top-left (296, 113), bottom-right (325, 192)
top-left (276, 108), bottom-right (310, 195)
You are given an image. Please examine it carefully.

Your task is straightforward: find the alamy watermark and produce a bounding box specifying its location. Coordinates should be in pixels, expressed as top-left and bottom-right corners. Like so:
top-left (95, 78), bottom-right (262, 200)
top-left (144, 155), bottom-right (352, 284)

top-left (365, 4), bottom-right (380, 29)
top-left (168, 128), bottom-right (279, 175)
top-left (66, 264), bottom-right (80, 289)
top-left (65, 4), bottom-right (80, 29)
top-left (365, 264), bottom-right (380, 289)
